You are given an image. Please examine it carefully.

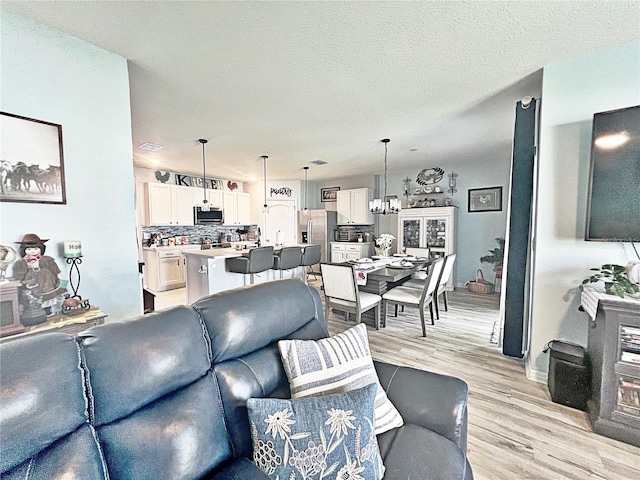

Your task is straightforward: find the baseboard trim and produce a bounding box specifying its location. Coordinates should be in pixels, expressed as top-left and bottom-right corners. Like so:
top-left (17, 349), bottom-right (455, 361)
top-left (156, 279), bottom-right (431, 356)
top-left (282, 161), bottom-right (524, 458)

top-left (525, 357), bottom-right (548, 384)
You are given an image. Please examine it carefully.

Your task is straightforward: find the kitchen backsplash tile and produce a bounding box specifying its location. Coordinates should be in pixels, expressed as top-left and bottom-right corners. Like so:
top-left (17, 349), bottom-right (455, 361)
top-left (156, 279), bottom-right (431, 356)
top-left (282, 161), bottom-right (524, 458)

top-left (142, 224), bottom-right (258, 246)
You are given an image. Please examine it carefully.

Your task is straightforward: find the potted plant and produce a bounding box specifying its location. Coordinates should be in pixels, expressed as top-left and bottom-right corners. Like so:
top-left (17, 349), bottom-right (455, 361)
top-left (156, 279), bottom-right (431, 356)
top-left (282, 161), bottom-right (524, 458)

top-left (480, 237), bottom-right (505, 277)
top-left (581, 264), bottom-right (640, 298)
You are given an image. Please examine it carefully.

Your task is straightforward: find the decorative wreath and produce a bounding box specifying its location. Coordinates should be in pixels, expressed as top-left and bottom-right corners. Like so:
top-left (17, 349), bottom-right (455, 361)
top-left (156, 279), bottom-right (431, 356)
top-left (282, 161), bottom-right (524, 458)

top-left (416, 167), bottom-right (445, 185)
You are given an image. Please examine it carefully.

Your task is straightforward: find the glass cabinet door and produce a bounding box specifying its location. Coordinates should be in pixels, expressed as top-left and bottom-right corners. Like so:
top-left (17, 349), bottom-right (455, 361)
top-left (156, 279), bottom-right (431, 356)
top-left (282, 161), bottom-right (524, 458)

top-left (401, 218), bottom-right (422, 248)
top-left (425, 219), bottom-right (447, 248)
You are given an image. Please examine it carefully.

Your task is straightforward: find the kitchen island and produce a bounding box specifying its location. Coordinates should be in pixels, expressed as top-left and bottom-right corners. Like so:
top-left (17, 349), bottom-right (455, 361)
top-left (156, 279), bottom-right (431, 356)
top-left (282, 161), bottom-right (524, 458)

top-left (183, 245), bottom-right (309, 304)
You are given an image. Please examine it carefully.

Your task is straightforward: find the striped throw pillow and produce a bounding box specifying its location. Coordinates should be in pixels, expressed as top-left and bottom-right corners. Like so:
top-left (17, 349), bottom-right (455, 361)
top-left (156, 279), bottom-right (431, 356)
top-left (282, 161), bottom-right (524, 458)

top-left (278, 323), bottom-right (403, 434)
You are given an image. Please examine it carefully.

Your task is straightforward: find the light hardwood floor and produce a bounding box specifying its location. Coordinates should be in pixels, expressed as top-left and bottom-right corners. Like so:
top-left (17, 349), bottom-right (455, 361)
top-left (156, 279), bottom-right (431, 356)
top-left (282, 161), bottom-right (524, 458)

top-left (155, 282), bottom-right (640, 479)
top-left (315, 280), bottom-right (640, 480)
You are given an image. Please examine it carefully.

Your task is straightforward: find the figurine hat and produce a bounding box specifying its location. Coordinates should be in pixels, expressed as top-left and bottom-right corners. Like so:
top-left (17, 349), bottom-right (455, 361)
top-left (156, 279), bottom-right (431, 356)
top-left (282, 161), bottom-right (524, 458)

top-left (16, 233), bottom-right (49, 244)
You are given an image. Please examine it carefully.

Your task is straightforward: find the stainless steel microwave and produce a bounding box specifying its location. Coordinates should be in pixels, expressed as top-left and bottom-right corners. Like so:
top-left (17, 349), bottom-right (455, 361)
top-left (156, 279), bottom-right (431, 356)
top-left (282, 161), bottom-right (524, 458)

top-left (194, 206), bottom-right (223, 224)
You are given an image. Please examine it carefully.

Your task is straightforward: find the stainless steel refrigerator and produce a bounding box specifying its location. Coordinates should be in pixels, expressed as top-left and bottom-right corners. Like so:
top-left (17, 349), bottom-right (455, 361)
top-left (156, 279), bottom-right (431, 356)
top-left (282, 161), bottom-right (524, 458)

top-left (298, 209), bottom-right (337, 263)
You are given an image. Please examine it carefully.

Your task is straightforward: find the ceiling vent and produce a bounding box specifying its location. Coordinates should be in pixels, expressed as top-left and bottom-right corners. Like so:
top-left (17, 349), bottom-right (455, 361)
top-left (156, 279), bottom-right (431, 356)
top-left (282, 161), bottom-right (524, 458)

top-left (137, 142), bottom-right (163, 151)
top-left (311, 159), bottom-right (328, 165)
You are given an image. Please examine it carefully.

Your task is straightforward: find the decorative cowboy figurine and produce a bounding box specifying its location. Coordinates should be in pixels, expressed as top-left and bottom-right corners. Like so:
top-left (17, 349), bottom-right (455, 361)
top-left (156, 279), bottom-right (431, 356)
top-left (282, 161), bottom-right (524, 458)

top-left (13, 233), bottom-right (67, 322)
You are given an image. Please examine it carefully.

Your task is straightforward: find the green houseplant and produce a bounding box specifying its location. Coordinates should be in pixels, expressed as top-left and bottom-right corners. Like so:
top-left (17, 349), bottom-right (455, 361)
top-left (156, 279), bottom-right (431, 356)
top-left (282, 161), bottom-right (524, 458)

top-left (480, 237), bottom-right (505, 276)
top-left (581, 264), bottom-right (640, 298)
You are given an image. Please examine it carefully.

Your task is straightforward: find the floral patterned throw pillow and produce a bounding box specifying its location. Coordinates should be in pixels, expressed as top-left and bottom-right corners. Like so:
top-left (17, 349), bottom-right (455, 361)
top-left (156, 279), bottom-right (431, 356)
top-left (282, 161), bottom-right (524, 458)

top-left (247, 384), bottom-right (384, 480)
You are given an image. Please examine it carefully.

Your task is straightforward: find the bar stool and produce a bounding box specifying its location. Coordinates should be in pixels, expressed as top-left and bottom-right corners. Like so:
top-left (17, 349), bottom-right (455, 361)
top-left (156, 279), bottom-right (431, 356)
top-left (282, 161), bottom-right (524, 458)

top-left (300, 244), bottom-right (321, 285)
top-left (225, 246), bottom-right (274, 285)
top-left (272, 246), bottom-right (302, 279)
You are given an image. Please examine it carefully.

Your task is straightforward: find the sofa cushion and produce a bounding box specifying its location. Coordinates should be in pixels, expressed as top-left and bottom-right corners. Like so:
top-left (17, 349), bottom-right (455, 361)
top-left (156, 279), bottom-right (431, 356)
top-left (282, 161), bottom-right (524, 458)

top-left (214, 344), bottom-right (295, 457)
top-left (278, 323), bottom-right (404, 434)
top-left (96, 374), bottom-right (231, 480)
top-left (78, 305), bottom-right (211, 426)
top-left (377, 423), bottom-right (469, 480)
top-left (77, 306), bottom-right (234, 478)
top-left (0, 332), bottom-right (97, 474)
top-left (247, 384), bottom-right (384, 480)
top-left (2, 424), bottom-right (107, 480)
top-left (193, 279), bottom-right (328, 363)
top-left (207, 457), bottom-right (270, 479)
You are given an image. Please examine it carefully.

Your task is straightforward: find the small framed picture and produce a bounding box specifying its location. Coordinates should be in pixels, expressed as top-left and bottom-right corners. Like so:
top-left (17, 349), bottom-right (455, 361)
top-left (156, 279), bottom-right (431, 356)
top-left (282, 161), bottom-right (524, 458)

top-left (321, 186), bottom-right (340, 202)
top-left (468, 186), bottom-right (502, 212)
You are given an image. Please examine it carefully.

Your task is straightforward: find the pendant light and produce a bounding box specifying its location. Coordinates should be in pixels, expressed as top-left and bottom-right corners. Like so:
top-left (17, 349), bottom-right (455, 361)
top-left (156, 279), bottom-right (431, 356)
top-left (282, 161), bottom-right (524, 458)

top-left (302, 166), bottom-right (309, 213)
top-left (369, 138), bottom-right (401, 214)
top-left (261, 155), bottom-right (269, 212)
top-left (199, 138), bottom-right (210, 211)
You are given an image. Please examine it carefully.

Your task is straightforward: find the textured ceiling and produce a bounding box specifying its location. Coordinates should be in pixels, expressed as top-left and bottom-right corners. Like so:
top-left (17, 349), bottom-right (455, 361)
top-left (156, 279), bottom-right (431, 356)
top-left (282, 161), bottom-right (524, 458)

top-left (3, 1), bottom-right (639, 182)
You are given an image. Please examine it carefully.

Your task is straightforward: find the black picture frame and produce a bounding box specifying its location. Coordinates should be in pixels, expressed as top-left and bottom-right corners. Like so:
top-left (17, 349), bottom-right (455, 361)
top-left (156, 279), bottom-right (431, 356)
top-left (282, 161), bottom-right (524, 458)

top-left (321, 186), bottom-right (340, 202)
top-left (0, 112), bottom-right (66, 204)
top-left (468, 186), bottom-right (502, 212)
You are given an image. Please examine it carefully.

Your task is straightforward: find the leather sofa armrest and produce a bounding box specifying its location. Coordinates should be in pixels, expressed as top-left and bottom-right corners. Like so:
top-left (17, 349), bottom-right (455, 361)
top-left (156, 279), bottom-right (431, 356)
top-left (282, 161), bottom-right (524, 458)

top-left (374, 361), bottom-right (469, 452)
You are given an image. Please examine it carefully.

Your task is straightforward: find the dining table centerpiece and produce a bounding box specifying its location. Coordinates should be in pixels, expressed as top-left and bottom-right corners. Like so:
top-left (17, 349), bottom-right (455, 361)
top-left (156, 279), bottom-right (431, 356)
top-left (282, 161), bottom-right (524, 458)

top-left (377, 233), bottom-right (395, 258)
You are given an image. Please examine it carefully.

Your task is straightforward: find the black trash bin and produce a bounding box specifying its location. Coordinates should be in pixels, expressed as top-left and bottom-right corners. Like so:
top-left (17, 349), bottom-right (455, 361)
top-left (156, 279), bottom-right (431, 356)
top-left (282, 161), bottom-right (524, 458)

top-left (545, 340), bottom-right (590, 411)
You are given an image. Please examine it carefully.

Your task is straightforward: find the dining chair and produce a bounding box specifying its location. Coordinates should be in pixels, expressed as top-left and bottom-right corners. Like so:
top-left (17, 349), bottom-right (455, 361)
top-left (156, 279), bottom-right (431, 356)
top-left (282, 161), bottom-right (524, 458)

top-left (382, 258), bottom-right (444, 337)
top-left (320, 263), bottom-right (382, 329)
top-left (404, 253), bottom-right (457, 320)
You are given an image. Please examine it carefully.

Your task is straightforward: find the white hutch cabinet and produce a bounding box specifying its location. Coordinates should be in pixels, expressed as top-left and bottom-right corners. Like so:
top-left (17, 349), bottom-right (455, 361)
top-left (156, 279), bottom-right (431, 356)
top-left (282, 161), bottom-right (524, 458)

top-left (398, 206), bottom-right (457, 288)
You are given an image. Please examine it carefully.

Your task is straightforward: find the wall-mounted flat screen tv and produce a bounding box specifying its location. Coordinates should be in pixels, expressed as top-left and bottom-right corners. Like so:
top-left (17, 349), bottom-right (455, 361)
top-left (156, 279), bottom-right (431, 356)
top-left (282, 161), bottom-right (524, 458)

top-left (585, 104), bottom-right (640, 242)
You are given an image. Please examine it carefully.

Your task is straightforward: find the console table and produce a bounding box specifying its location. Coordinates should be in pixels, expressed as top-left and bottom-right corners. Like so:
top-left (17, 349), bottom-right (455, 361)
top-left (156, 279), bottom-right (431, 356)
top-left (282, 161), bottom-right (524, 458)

top-left (582, 286), bottom-right (640, 447)
top-left (0, 307), bottom-right (107, 341)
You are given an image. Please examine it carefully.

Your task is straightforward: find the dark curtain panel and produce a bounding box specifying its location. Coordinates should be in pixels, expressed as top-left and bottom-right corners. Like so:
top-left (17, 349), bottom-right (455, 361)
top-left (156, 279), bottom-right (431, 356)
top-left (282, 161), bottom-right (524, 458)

top-left (503, 98), bottom-right (537, 358)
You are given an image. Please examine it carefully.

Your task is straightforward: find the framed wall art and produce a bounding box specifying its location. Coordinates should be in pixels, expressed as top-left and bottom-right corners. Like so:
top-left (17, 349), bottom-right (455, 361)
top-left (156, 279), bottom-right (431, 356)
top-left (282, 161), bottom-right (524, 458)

top-left (468, 186), bottom-right (502, 212)
top-left (0, 112), bottom-right (66, 205)
top-left (321, 186), bottom-right (340, 202)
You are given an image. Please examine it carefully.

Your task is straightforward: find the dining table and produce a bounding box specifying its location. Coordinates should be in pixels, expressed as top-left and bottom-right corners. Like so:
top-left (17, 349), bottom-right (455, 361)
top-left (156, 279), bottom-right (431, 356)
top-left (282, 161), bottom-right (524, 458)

top-left (350, 255), bottom-right (430, 295)
top-left (330, 255), bottom-right (430, 326)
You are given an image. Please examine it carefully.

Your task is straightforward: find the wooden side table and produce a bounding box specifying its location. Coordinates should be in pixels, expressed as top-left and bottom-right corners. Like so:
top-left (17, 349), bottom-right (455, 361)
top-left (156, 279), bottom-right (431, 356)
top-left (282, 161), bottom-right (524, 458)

top-left (0, 306), bottom-right (107, 341)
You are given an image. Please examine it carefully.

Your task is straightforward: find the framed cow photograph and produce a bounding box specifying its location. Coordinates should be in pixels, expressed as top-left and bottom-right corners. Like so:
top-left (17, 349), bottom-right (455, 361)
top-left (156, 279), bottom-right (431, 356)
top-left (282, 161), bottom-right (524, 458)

top-left (0, 112), bottom-right (66, 205)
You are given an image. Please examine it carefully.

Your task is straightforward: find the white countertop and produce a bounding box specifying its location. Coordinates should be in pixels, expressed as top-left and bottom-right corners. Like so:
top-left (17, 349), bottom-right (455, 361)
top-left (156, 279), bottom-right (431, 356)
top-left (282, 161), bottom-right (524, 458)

top-left (182, 243), bottom-right (313, 259)
top-left (182, 248), bottom-right (243, 258)
top-left (142, 244), bottom-right (204, 252)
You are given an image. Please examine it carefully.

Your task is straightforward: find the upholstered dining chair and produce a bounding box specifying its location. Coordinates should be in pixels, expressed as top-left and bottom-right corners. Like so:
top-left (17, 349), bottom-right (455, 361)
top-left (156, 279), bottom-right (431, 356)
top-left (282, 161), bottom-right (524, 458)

top-left (320, 263), bottom-right (383, 329)
top-left (381, 258), bottom-right (444, 337)
top-left (404, 253), bottom-right (457, 320)
top-left (225, 246), bottom-right (274, 284)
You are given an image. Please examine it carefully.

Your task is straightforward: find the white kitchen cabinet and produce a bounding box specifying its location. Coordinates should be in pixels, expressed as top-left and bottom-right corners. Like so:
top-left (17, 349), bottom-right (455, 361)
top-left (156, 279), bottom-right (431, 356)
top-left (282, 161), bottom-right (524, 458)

top-left (173, 186), bottom-right (196, 225)
top-left (144, 248), bottom-right (185, 292)
top-left (336, 188), bottom-right (373, 225)
top-left (398, 206), bottom-right (457, 288)
top-left (223, 191), bottom-right (251, 225)
top-left (330, 242), bottom-right (373, 263)
top-left (144, 183), bottom-right (196, 226)
top-left (194, 188), bottom-right (223, 208)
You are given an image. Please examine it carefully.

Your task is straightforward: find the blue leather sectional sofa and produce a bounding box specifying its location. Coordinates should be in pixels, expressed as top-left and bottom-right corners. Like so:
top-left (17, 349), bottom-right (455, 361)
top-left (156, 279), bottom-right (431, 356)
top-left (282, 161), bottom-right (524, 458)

top-left (0, 279), bottom-right (473, 479)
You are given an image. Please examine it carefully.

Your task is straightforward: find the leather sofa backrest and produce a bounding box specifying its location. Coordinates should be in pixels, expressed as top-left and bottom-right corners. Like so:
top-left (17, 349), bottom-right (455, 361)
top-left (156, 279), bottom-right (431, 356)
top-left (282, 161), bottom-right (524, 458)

top-left (1, 279), bottom-right (328, 478)
top-left (77, 305), bottom-right (232, 479)
top-left (0, 333), bottom-right (107, 478)
top-left (193, 279), bottom-right (327, 363)
top-left (193, 279), bottom-right (328, 457)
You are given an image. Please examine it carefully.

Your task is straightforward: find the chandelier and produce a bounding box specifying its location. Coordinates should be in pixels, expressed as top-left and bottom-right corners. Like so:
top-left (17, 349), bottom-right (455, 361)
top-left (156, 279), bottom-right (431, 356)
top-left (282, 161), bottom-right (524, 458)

top-left (369, 138), bottom-right (401, 214)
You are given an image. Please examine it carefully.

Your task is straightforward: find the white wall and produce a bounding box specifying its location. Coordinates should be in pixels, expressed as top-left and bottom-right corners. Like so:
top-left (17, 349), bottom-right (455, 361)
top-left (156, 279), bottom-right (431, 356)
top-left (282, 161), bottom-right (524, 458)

top-left (527, 41), bottom-right (640, 382)
top-left (0, 11), bottom-right (141, 321)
